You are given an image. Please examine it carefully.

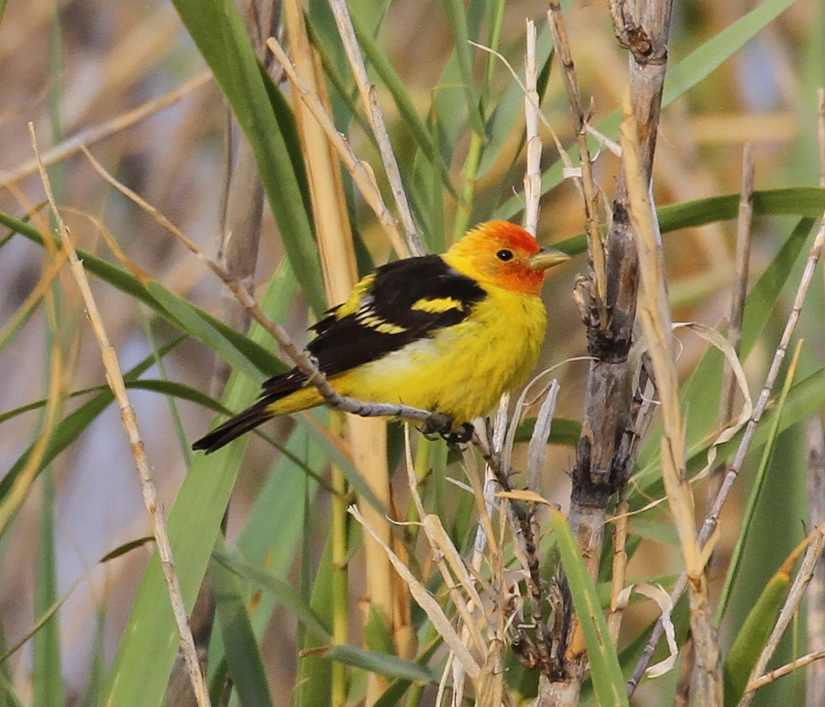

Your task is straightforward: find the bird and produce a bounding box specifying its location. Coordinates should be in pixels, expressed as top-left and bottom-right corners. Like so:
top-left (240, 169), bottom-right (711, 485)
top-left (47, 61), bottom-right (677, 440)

top-left (192, 220), bottom-right (569, 454)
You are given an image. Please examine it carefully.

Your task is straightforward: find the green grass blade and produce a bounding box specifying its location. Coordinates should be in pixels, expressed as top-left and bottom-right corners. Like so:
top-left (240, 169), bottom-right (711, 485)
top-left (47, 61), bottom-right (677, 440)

top-left (212, 550), bottom-right (331, 643)
top-left (549, 507), bottom-right (629, 707)
top-left (207, 425), bottom-right (324, 680)
top-left (210, 540), bottom-right (274, 707)
top-left (33, 471), bottom-right (62, 707)
top-left (296, 534), bottom-right (335, 707)
top-left (662, 0), bottom-right (801, 106)
top-left (146, 282), bottom-right (263, 383)
top-left (78, 609), bottom-right (106, 707)
top-left (722, 565), bottom-right (791, 706)
top-left (320, 645), bottom-right (439, 684)
top-left (440, 0), bottom-right (484, 135)
top-left (0, 580), bottom-right (76, 665)
top-left (0, 673), bottom-right (24, 707)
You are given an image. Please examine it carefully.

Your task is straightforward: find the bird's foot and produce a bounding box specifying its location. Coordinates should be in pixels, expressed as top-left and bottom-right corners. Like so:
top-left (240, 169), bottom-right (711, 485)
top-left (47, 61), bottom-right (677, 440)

top-left (421, 417), bottom-right (473, 448)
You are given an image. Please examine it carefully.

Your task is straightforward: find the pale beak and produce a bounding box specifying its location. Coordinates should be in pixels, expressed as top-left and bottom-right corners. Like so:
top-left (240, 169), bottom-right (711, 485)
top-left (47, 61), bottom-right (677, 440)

top-left (528, 247), bottom-right (571, 270)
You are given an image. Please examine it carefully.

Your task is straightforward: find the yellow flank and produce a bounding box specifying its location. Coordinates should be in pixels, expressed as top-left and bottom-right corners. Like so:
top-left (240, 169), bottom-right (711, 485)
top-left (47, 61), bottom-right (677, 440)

top-left (356, 312), bottom-right (406, 334)
top-left (266, 282), bottom-right (546, 425)
top-left (411, 297), bottom-right (464, 313)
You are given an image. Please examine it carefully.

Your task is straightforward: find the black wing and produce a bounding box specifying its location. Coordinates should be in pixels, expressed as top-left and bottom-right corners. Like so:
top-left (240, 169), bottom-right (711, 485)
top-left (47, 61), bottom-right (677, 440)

top-left (261, 255), bottom-right (485, 398)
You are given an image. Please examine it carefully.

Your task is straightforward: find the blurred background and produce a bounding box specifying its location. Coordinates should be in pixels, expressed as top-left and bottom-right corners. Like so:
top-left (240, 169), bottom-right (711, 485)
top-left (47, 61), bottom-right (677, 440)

top-left (0, 0), bottom-right (822, 704)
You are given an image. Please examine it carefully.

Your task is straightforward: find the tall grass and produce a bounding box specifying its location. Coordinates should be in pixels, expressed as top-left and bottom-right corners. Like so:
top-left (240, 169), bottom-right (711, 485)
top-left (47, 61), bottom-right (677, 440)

top-left (0, 0), bottom-right (823, 706)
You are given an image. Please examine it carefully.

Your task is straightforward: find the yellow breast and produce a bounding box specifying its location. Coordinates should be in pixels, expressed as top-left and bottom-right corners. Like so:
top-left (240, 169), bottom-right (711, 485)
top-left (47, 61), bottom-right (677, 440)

top-left (332, 284), bottom-right (547, 424)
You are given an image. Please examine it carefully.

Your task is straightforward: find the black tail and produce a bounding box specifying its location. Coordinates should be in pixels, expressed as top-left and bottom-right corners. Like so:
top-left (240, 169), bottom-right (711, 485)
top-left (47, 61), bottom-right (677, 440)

top-left (192, 398), bottom-right (274, 454)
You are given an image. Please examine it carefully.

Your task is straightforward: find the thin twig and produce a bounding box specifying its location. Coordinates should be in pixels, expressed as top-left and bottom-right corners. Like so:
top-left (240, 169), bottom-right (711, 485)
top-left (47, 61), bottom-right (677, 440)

top-left (740, 526), bottom-right (825, 706)
top-left (79, 145), bottom-right (450, 432)
top-left (704, 142), bottom-right (754, 600)
top-left (265, 36), bottom-right (410, 260)
top-left (547, 0), bottom-right (607, 304)
top-left (328, 0), bottom-right (424, 256)
top-left (747, 646), bottom-right (825, 693)
top-left (28, 125), bottom-right (212, 707)
top-left (629, 209), bottom-right (825, 693)
top-left (0, 72), bottom-right (212, 191)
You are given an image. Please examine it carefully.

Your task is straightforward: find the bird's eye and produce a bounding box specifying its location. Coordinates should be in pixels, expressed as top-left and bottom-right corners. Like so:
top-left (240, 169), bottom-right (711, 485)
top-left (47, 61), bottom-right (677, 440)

top-left (496, 249), bottom-right (514, 261)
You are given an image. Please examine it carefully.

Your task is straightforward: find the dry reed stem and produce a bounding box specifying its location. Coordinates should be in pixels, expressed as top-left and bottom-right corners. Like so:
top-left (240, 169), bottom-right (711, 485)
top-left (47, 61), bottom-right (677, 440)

top-left (0, 72), bottom-right (212, 191)
top-left (282, 3), bottom-right (373, 703)
top-left (622, 89), bottom-right (722, 704)
top-left (546, 1), bottom-right (606, 305)
top-left (629, 208), bottom-right (825, 693)
top-left (806, 417), bottom-right (825, 706)
top-left (283, 10), bottom-right (402, 696)
top-left (328, 0), bottom-right (423, 257)
top-left (523, 19), bottom-right (541, 237)
top-left (265, 36), bottom-right (409, 259)
top-left (348, 505), bottom-right (482, 680)
top-left (720, 143), bottom-right (754, 425)
top-left (808, 87), bottom-right (825, 707)
top-left (569, 4), bottom-right (673, 695)
top-left (471, 400), bottom-right (508, 567)
top-left (740, 523), bottom-right (825, 706)
top-left (28, 124), bottom-right (211, 707)
top-left (606, 490), bottom-right (628, 645)
top-left (405, 430), bottom-right (510, 705)
top-left (470, 428), bottom-right (554, 676)
top-left (525, 380), bottom-right (560, 493)
top-left (79, 145), bottom-right (449, 435)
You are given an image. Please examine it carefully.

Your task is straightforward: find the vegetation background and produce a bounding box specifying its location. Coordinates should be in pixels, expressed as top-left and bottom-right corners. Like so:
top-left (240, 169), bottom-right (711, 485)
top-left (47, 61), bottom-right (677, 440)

top-left (0, 0), bottom-right (823, 705)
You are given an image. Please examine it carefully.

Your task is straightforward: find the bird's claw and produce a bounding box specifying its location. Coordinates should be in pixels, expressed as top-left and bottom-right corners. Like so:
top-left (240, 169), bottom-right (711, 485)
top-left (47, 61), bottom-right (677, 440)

top-left (420, 417), bottom-right (473, 447)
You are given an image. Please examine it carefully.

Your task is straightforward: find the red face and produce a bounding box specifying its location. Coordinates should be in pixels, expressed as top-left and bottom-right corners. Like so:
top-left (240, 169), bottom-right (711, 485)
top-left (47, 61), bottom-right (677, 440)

top-left (450, 220), bottom-right (548, 295)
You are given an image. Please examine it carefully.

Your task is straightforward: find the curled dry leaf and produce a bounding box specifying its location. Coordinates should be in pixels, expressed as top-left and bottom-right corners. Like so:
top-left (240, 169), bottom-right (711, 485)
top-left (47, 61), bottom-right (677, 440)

top-left (614, 583), bottom-right (678, 678)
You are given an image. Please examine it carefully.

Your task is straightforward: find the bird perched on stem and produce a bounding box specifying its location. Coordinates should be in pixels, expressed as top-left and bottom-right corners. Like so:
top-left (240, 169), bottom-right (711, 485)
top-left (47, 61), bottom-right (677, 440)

top-left (193, 220), bottom-right (569, 453)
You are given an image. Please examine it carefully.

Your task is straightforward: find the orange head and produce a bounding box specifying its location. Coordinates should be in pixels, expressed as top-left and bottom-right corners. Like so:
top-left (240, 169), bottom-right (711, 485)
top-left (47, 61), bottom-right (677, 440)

top-left (443, 220), bottom-right (570, 295)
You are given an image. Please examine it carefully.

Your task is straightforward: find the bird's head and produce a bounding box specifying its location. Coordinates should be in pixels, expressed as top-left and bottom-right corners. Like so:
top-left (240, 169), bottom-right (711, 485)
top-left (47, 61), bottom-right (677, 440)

top-left (444, 220), bottom-right (570, 295)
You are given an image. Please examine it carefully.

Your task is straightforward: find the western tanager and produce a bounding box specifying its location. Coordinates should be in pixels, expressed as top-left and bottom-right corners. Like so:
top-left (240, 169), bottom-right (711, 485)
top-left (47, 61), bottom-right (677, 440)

top-left (193, 220), bottom-right (569, 453)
